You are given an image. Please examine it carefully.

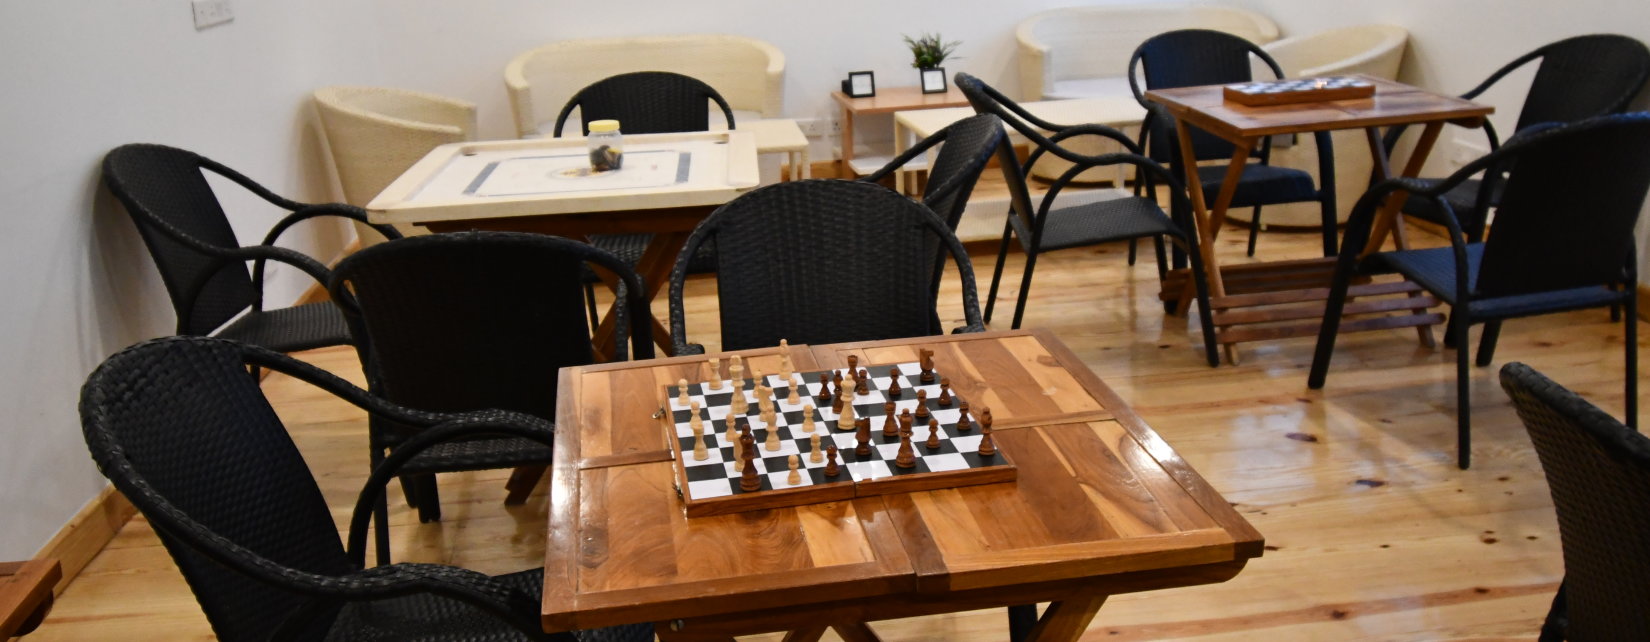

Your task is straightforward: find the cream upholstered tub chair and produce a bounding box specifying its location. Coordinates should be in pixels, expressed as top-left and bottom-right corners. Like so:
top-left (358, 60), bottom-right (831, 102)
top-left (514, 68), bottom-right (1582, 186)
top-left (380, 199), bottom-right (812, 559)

top-left (1015, 4), bottom-right (1278, 182)
top-left (1256, 25), bottom-right (1409, 229)
top-left (313, 86), bottom-right (477, 242)
top-left (504, 34), bottom-right (784, 138)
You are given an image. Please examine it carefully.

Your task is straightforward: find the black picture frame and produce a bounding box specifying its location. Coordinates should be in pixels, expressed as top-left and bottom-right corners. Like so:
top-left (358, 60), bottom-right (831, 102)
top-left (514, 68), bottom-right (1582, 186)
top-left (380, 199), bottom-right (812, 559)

top-left (842, 71), bottom-right (876, 98)
top-left (920, 67), bottom-right (948, 94)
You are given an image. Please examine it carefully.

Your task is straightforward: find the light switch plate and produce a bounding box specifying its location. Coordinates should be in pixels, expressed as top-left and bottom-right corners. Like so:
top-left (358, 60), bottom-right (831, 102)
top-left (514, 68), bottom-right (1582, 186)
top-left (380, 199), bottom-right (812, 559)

top-left (192, 0), bottom-right (234, 30)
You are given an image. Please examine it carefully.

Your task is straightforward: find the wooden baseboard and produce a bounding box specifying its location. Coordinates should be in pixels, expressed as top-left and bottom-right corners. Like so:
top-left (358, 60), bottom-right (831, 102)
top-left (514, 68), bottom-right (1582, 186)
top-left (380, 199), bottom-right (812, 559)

top-left (34, 485), bottom-right (135, 596)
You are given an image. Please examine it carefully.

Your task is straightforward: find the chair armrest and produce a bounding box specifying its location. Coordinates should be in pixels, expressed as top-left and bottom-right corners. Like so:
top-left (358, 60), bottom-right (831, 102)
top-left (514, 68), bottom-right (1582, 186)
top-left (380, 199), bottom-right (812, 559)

top-left (239, 342), bottom-right (469, 430)
top-left (951, 323), bottom-right (988, 334)
top-left (858, 131), bottom-right (950, 184)
top-left (261, 203), bottom-right (402, 249)
top-left (263, 562), bottom-right (545, 641)
top-left (675, 343), bottom-right (707, 356)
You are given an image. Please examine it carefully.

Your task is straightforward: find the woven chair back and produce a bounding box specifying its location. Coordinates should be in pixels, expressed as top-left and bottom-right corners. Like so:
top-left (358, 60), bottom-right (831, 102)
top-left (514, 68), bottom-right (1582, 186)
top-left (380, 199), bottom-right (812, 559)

top-left (1130, 29), bottom-right (1284, 163)
top-left (1516, 35), bottom-right (1650, 133)
top-left (554, 71), bottom-right (735, 136)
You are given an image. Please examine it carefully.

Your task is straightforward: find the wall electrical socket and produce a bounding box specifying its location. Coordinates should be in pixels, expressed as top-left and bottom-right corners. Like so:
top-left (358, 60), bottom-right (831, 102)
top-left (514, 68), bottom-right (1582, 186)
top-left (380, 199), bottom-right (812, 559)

top-left (794, 118), bottom-right (841, 137)
top-left (1449, 139), bottom-right (1490, 170)
top-left (192, 0), bottom-right (234, 30)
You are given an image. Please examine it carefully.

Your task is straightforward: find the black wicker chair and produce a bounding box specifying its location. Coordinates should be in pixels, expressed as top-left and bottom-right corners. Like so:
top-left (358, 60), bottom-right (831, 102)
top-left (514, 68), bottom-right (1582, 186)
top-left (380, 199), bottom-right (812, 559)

top-left (1129, 29), bottom-right (1338, 258)
top-left (667, 179), bottom-right (984, 354)
top-left (954, 73), bottom-right (1219, 366)
top-left (553, 71), bottom-right (734, 326)
top-left (329, 231), bottom-right (654, 564)
top-left (101, 143), bottom-right (401, 353)
top-left (1390, 34), bottom-right (1650, 244)
top-left (1309, 113), bottom-right (1650, 469)
top-left (1499, 362), bottom-right (1650, 642)
top-left (79, 336), bottom-right (654, 642)
top-left (860, 113), bottom-right (1008, 298)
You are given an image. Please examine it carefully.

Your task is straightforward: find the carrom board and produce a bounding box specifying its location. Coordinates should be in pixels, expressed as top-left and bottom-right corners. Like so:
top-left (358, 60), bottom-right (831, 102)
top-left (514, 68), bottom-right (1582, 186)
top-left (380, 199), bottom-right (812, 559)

top-left (664, 362), bottom-right (1015, 517)
top-left (1222, 76), bottom-right (1375, 107)
top-left (366, 130), bottom-right (760, 227)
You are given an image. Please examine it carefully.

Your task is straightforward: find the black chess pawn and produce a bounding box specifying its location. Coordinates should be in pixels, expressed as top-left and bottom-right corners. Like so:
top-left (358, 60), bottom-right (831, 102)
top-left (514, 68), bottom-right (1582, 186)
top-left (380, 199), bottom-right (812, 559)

top-left (887, 373), bottom-right (903, 398)
top-left (825, 445), bottom-right (841, 477)
top-left (914, 390), bottom-right (931, 421)
top-left (856, 369), bottom-right (870, 395)
top-left (816, 372), bottom-right (832, 404)
top-left (937, 377), bottom-right (952, 407)
top-left (955, 400), bottom-right (973, 432)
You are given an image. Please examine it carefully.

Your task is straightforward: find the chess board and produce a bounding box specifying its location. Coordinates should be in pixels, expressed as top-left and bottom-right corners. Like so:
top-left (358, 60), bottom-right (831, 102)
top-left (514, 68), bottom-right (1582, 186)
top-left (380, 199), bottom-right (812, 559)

top-left (664, 361), bottom-right (1015, 517)
top-left (1222, 76), bottom-right (1376, 107)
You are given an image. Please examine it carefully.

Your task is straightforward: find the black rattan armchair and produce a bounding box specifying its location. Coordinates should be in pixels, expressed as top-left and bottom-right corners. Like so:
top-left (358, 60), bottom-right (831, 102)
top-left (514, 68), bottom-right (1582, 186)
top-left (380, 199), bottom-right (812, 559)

top-left (1390, 34), bottom-right (1650, 243)
top-left (329, 232), bottom-right (653, 564)
top-left (101, 143), bottom-right (401, 353)
top-left (860, 113), bottom-right (1007, 299)
top-left (667, 179), bottom-right (984, 354)
top-left (1500, 362), bottom-right (1650, 641)
top-left (1310, 113), bottom-right (1650, 469)
top-left (79, 336), bottom-right (654, 642)
top-left (554, 71), bottom-right (733, 327)
top-left (955, 73), bottom-right (1218, 366)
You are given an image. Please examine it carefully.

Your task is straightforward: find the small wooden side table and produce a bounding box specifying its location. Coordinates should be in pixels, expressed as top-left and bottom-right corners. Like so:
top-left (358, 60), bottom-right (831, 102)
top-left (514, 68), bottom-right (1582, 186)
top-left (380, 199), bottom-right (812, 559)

top-left (1, 559), bottom-right (62, 638)
top-left (832, 86), bottom-right (969, 176)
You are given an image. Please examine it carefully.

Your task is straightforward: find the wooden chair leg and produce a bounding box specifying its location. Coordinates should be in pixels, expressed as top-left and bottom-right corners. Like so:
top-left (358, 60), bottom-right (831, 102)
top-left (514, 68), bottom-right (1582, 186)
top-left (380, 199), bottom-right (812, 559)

top-left (1026, 595), bottom-right (1108, 641)
top-left (504, 465), bottom-right (546, 504)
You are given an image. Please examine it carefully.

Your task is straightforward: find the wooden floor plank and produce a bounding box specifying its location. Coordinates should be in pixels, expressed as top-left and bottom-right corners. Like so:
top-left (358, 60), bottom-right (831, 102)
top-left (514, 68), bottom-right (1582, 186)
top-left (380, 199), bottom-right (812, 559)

top-left (27, 213), bottom-right (1645, 641)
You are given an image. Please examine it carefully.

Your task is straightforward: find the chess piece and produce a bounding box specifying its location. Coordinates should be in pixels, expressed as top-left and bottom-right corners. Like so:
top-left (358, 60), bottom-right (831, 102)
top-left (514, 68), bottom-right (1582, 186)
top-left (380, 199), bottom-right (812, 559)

top-left (895, 424), bottom-right (917, 469)
top-left (809, 433), bottom-right (823, 463)
top-left (887, 372), bottom-right (902, 398)
top-left (855, 417), bottom-right (872, 456)
top-left (817, 372), bottom-right (833, 404)
top-left (914, 390), bottom-right (930, 421)
top-left (739, 431), bottom-right (761, 491)
top-left (843, 374), bottom-right (858, 402)
top-left (847, 355), bottom-right (859, 373)
top-left (837, 400), bottom-right (856, 431)
top-left (779, 339), bottom-right (794, 380)
top-left (676, 378), bottom-right (691, 407)
top-left (955, 400), bottom-right (972, 432)
top-left (937, 378), bottom-right (952, 407)
top-left (926, 416), bottom-right (941, 451)
top-left (919, 348), bottom-right (936, 384)
top-left (706, 358), bottom-right (722, 390)
top-left (831, 382), bottom-right (846, 413)
top-left (764, 419), bottom-right (781, 451)
top-left (831, 370), bottom-right (843, 394)
top-left (978, 408), bottom-right (996, 457)
top-left (825, 446), bottom-right (841, 477)
top-left (786, 455), bottom-right (801, 485)
top-left (882, 401), bottom-right (898, 438)
top-left (729, 359), bottom-right (744, 388)
top-left (733, 419), bottom-right (750, 471)
top-left (690, 401), bottom-right (707, 460)
top-left (802, 404), bottom-right (817, 434)
top-left (756, 380), bottom-right (775, 416)
top-left (730, 383), bottom-right (748, 416)
top-left (786, 381), bottom-right (800, 405)
top-left (856, 369), bottom-right (869, 395)
top-left (899, 409), bottom-right (913, 437)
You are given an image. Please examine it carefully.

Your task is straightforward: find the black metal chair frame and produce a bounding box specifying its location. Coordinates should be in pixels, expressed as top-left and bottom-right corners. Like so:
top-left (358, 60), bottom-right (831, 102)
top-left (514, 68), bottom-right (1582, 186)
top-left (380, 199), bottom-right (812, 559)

top-left (1127, 29), bottom-right (1339, 259)
top-left (666, 179), bottom-right (986, 355)
top-left (955, 73), bottom-right (1219, 366)
top-left (80, 336), bottom-right (653, 642)
top-left (102, 143), bottom-right (401, 352)
top-left (329, 231), bottom-right (655, 565)
top-left (1386, 34), bottom-right (1650, 244)
top-left (1309, 114), bottom-right (1647, 469)
top-left (1500, 362), bottom-right (1650, 642)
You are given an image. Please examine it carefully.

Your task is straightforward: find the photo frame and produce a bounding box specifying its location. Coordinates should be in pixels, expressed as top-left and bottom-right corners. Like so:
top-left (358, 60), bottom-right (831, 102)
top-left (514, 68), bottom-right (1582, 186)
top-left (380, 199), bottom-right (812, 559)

top-left (842, 71), bottom-right (876, 98)
top-left (920, 67), bottom-right (947, 94)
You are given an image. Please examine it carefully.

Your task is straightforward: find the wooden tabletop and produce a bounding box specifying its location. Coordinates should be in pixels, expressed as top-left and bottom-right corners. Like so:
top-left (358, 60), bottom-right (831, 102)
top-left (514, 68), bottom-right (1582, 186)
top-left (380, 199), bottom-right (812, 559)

top-left (896, 95), bottom-right (1146, 140)
top-left (832, 86), bottom-right (970, 115)
top-left (1145, 75), bottom-right (1492, 140)
top-left (544, 329), bottom-right (1262, 637)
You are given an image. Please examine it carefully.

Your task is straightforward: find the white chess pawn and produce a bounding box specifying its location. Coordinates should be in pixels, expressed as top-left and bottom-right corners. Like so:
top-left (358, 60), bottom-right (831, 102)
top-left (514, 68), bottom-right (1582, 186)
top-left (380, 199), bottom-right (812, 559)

top-left (705, 359), bottom-right (722, 391)
top-left (802, 405), bottom-right (817, 435)
top-left (676, 378), bottom-right (690, 407)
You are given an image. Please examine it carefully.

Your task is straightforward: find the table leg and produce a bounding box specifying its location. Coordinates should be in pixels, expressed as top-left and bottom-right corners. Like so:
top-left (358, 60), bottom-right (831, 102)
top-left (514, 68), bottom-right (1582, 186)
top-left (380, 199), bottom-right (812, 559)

top-left (799, 145), bottom-right (812, 179)
top-left (831, 622), bottom-right (884, 642)
top-left (1026, 594), bottom-right (1109, 641)
top-left (780, 625), bottom-right (829, 642)
top-left (893, 119), bottom-right (910, 194)
top-left (1173, 122), bottom-right (1253, 364)
top-left (590, 231), bottom-right (688, 359)
top-left (1361, 123), bottom-right (1445, 348)
top-left (840, 104), bottom-right (855, 176)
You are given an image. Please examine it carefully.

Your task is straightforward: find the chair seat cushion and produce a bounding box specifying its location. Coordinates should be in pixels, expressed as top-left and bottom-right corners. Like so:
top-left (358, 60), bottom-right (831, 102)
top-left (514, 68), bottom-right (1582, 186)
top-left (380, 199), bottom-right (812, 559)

top-left (215, 301), bottom-right (352, 353)
top-left (326, 568), bottom-right (653, 642)
top-left (398, 437), bottom-right (555, 475)
top-left (1399, 177), bottom-right (1502, 238)
top-left (1039, 195), bottom-right (1183, 252)
top-left (1196, 163), bottom-right (1318, 207)
top-left (1371, 245), bottom-right (1624, 319)
top-left (1045, 76), bottom-right (1135, 100)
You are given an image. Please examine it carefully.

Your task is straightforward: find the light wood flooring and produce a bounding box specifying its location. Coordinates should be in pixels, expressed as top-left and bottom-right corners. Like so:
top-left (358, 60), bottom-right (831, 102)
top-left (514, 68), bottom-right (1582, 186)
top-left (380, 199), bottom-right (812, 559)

top-left (30, 214), bottom-right (1645, 640)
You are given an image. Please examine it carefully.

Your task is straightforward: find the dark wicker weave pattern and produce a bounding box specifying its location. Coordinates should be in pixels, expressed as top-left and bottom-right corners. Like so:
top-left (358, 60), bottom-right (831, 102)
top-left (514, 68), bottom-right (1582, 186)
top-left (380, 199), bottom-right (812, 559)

top-left (79, 336), bottom-right (652, 642)
top-left (954, 73), bottom-right (1219, 366)
top-left (329, 231), bottom-right (653, 563)
top-left (1500, 363), bottom-right (1650, 642)
top-left (1311, 113), bottom-right (1650, 469)
top-left (1391, 34), bottom-right (1650, 241)
top-left (100, 143), bottom-right (401, 352)
top-left (668, 179), bottom-right (984, 353)
top-left (1128, 29), bottom-right (1338, 258)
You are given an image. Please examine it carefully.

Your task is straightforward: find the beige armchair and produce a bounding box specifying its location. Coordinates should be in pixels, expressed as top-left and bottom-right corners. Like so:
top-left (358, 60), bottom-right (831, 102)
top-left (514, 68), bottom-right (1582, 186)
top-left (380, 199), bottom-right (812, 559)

top-left (504, 34), bottom-right (784, 138)
top-left (313, 86), bottom-right (477, 241)
top-left (1258, 25), bottom-right (1409, 228)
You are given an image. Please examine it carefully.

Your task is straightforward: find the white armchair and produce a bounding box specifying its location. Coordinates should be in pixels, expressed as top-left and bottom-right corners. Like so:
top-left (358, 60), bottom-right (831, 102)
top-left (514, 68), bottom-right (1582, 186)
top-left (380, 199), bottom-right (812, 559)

top-left (313, 85), bottom-right (478, 242)
top-left (504, 34), bottom-right (784, 138)
top-left (1259, 25), bottom-right (1409, 228)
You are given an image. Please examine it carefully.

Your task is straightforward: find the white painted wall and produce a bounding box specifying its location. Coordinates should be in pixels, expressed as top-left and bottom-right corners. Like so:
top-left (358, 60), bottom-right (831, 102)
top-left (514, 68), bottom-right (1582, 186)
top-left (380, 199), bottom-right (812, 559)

top-left (3, 0), bottom-right (1647, 560)
top-left (1229, 0), bottom-right (1650, 283)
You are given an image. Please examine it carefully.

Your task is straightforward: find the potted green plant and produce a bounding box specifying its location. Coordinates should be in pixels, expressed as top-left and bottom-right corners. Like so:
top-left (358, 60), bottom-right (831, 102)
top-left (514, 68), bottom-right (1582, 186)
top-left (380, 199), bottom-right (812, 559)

top-left (904, 32), bottom-right (961, 93)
